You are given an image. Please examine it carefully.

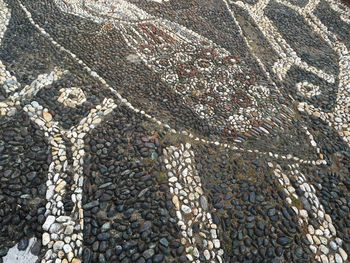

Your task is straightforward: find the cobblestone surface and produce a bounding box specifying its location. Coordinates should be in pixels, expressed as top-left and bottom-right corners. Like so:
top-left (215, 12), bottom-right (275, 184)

top-left (0, 0), bottom-right (349, 262)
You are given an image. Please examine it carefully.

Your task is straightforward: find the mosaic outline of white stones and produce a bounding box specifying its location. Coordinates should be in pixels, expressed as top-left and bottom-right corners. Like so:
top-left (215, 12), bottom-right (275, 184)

top-left (224, 0), bottom-right (350, 148)
top-left (0, 1), bottom-right (344, 262)
top-left (16, 0), bottom-right (328, 167)
top-left (163, 143), bottom-right (223, 262)
top-left (198, 1), bottom-right (350, 262)
top-left (0, 2), bottom-right (326, 259)
top-left (270, 163), bottom-right (348, 263)
top-left (224, 0), bottom-right (350, 262)
top-left (23, 96), bottom-right (117, 263)
top-left (222, 0), bottom-right (325, 161)
top-left (283, 0), bottom-right (350, 149)
top-left (0, 7), bottom-right (120, 259)
top-left (227, 0), bottom-right (336, 83)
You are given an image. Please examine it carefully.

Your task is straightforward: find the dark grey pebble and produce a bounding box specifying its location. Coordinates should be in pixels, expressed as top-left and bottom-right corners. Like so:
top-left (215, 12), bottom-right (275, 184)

top-left (83, 247), bottom-right (92, 262)
top-left (83, 200), bottom-right (100, 210)
top-left (17, 239), bottom-right (29, 251)
top-left (30, 240), bottom-right (41, 256)
top-left (0, 247), bottom-right (8, 257)
top-left (152, 254), bottom-right (164, 263)
top-left (277, 236), bottom-right (293, 247)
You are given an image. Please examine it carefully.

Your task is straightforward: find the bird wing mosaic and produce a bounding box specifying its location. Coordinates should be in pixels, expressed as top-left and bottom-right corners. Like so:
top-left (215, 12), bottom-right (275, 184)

top-left (0, 0), bottom-right (349, 263)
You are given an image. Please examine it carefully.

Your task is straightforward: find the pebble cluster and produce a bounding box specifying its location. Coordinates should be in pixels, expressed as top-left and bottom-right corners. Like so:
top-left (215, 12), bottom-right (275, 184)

top-left (23, 95), bottom-right (117, 262)
top-left (226, 0), bottom-right (350, 149)
top-left (81, 108), bottom-right (186, 263)
top-left (0, 0), bottom-right (349, 262)
top-left (163, 143), bottom-right (223, 262)
top-left (0, 69), bottom-right (63, 117)
top-left (57, 87), bottom-right (87, 108)
top-left (272, 163), bottom-right (348, 263)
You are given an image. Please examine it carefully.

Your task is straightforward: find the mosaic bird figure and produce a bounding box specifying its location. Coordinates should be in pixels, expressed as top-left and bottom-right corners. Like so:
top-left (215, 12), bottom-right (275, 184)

top-left (54, 0), bottom-right (278, 137)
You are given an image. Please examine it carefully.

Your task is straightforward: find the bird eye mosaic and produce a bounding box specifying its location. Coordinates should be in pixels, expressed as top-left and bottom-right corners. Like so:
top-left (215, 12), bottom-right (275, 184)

top-left (0, 0), bottom-right (349, 262)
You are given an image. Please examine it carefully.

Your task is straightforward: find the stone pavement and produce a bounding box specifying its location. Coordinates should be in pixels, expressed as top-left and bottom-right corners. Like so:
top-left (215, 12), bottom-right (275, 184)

top-left (0, 0), bottom-right (349, 262)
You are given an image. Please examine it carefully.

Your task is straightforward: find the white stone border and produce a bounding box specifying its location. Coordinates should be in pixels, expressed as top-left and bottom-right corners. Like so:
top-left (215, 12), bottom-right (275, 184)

top-left (163, 143), bottom-right (223, 262)
top-left (23, 96), bottom-right (117, 263)
top-left (0, 68), bottom-right (64, 116)
top-left (270, 162), bottom-right (348, 262)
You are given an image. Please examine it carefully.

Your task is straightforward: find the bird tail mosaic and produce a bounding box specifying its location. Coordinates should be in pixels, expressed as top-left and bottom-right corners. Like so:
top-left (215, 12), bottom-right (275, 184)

top-left (0, 0), bottom-right (349, 262)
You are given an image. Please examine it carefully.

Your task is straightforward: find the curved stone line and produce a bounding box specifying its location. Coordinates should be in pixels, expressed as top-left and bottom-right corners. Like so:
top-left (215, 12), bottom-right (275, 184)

top-left (271, 163), bottom-right (348, 262)
top-left (16, 0), bottom-right (327, 167)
